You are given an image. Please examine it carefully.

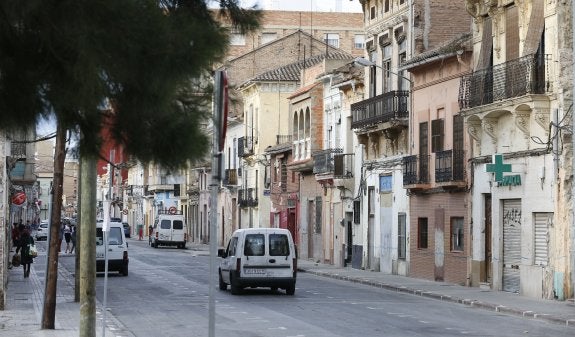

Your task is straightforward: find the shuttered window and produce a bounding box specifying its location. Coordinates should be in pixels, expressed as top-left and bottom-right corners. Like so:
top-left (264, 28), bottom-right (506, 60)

top-left (534, 213), bottom-right (551, 266)
top-left (398, 213), bottom-right (406, 259)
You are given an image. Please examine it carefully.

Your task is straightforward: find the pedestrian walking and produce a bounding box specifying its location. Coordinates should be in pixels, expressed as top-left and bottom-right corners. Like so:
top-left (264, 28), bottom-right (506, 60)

top-left (16, 229), bottom-right (35, 278)
top-left (64, 223), bottom-right (72, 253)
top-left (69, 225), bottom-right (77, 254)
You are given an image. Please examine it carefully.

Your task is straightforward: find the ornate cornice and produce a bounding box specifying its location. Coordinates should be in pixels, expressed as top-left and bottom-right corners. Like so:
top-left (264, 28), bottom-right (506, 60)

top-left (467, 119), bottom-right (482, 143)
top-left (514, 112), bottom-right (530, 139)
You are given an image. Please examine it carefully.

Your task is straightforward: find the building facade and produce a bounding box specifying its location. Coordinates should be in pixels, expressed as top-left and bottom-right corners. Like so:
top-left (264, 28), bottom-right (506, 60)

top-left (461, 0), bottom-right (573, 299)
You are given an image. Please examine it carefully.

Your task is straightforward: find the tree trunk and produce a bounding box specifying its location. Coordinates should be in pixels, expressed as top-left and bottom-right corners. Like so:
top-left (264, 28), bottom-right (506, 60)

top-left (42, 122), bottom-right (66, 329)
top-left (79, 152), bottom-right (97, 336)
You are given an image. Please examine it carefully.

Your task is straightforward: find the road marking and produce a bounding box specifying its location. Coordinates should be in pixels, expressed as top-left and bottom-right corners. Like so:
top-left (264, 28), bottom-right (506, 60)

top-left (268, 327), bottom-right (287, 330)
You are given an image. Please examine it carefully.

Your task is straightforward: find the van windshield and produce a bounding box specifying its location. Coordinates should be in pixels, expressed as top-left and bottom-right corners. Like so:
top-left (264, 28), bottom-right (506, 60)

top-left (96, 227), bottom-right (124, 245)
top-left (269, 234), bottom-right (290, 256)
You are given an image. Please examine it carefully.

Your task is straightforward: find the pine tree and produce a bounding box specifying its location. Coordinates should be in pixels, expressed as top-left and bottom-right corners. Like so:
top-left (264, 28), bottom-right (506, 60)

top-left (0, 1), bottom-right (261, 333)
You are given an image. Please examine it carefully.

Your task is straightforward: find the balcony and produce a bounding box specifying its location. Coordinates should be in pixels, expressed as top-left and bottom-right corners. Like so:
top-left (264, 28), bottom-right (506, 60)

top-left (10, 142), bottom-right (27, 158)
top-left (351, 90), bottom-right (409, 129)
top-left (238, 136), bottom-right (255, 157)
top-left (434, 150), bottom-right (466, 187)
top-left (402, 155), bottom-right (429, 188)
top-left (459, 54), bottom-right (551, 110)
top-left (223, 169), bottom-right (238, 186)
top-left (238, 188), bottom-right (258, 208)
top-left (275, 135), bottom-right (292, 145)
top-left (313, 149), bottom-right (354, 179)
top-left (313, 148), bottom-right (342, 174)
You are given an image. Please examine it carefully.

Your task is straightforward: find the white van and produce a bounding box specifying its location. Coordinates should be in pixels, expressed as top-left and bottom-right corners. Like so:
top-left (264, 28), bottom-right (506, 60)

top-left (150, 210), bottom-right (187, 249)
top-left (96, 220), bottom-right (129, 276)
top-left (218, 228), bottom-right (297, 295)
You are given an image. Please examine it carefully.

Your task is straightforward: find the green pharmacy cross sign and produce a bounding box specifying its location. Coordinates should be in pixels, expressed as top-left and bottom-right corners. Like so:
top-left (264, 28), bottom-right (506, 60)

top-left (486, 154), bottom-right (521, 186)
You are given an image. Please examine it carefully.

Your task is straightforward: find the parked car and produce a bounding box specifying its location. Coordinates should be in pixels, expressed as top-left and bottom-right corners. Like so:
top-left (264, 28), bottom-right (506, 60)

top-left (218, 228), bottom-right (297, 295)
top-left (122, 222), bottom-right (131, 238)
top-left (96, 220), bottom-right (129, 276)
top-left (35, 221), bottom-right (49, 241)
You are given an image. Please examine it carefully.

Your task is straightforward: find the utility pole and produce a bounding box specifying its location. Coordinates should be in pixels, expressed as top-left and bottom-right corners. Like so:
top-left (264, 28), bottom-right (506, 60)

top-left (42, 122), bottom-right (66, 329)
top-left (79, 152), bottom-right (97, 336)
top-left (75, 157), bottom-right (82, 302)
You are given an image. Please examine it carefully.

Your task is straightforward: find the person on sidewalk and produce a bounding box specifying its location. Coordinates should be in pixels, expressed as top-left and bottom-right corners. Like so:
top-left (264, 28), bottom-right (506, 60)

top-left (58, 223), bottom-right (64, 253)
top-left (11, 223), bottom-right (20, 251)
top-left (69, 225), bottom-right (77, 254)
top-left (64, 223), bottom-right (72, 253)
top-left (16, 229), bottom-right (34, 278)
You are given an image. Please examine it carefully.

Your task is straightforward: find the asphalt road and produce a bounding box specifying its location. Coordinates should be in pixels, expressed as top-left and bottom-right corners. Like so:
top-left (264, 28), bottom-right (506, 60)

top-left (50, 239), bottom-right (575, 337)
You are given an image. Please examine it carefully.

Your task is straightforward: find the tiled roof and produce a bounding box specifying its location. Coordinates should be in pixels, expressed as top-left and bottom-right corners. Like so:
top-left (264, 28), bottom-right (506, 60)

top-left (401, 33), bottom-right (472, 69)
top-left (249, 52), bottom-right (353, 83)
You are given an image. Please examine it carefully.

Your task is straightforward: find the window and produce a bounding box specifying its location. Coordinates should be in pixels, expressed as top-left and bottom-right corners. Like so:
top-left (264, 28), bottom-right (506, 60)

top-left (354, 34), bottom-right (365, 49)
top-left (261, 32), bottom-right (277, 45)
top-left (281, 159), bottom-right (287, 192)
top-left (244, 234), bottom-right (265, 256)
top-left (230, 32), bottom-right (245, 46)
top-left (398, 213), bottom-right (406, 259)
top-left (451, 217), bottom-right (464, 251)
top-left (431, 119), bottom-right (444, 153)
top-left (382, 44), bottom-right (392, 93)
top-left (269, 234), bottom-right (290, 256)
top-left (173, 220), bottom-right (183, 230)
top-left (227, 237), bottom-right (238, 256)
top-left (418, 218), bottom-right (428, 249)
top-left (353, 200), bottom-right (360, 224)
top-left (384, 0), bottom-right (391, 13)
top-left (370, 6), bottom-right (376, 19)
top-left (324, 33), bottom-right (339, 48)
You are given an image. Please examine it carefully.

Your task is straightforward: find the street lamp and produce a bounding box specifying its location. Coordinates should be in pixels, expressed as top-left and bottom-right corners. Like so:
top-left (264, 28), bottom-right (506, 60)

top-left (353, 57), bottom-right (413, 85)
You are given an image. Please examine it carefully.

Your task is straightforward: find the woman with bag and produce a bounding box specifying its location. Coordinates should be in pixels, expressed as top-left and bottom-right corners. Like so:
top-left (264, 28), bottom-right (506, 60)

top-left (16, 228), bottom-right (35, 278)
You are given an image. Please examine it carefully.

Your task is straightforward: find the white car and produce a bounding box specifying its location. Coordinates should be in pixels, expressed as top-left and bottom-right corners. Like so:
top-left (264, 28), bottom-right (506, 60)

top-left (218, 228), bottom-right (297, 295)
top-left (35, 221), bottom-right (49, 241)
top-left (96, 220), bottom-right (129, 276)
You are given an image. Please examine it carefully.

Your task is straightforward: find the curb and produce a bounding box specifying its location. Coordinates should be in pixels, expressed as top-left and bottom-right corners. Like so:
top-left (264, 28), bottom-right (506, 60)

top-left (298, 267), bottom-right (575, 329)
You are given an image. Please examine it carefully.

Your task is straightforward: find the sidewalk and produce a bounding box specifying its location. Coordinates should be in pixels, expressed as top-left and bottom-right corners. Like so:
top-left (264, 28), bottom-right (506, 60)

top-left (1, 249), bottom-right (122, 337)
top-left (297, 259), bottom-right (575, 329)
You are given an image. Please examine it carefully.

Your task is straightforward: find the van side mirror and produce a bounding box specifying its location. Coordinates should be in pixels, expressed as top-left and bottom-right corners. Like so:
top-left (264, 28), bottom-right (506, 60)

top-left (218, 248), bottom-right (226, 258)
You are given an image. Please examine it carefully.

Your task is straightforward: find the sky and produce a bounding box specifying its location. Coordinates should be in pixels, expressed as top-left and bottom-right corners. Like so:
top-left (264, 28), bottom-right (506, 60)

top-left (230, 0), bottom-right (362, 12)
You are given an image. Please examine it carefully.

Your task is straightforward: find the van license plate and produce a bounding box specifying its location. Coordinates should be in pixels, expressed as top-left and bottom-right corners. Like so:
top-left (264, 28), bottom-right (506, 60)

top-left (245, 268), bottom-right (265, 275)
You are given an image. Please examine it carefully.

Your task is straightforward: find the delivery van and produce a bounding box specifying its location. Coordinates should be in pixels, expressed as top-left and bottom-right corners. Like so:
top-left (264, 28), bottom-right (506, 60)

top-left (218, 228), bottom-right (297, 295)
top-left (150, 209), bottom-right (187, 249)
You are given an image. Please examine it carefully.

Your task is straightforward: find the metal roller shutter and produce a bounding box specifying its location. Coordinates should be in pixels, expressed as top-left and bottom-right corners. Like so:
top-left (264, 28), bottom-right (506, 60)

top-left (534, 213), bottom-right (552, 266)
top-left (502, 199), bottom-right (521, 293)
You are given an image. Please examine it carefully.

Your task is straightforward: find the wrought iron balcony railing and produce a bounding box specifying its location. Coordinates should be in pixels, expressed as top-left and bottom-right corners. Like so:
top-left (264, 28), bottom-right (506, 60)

top-left (238, 136), bottom-right (255, 157)
top-left (334, 153), bottom-right (354, 179)
top-left (238, 188), bottom-right (258, 207)
top-left (435, 150), bottom-right (465, 183)
top-left (275, 135), bottom-right (292, 145)
top-left (313, 148), bottom-right (342, 174)
top-left (10, 142), bottom-right (26, 158)
top-left (403, 154), bottom-right (429, 186)
top-left (223, 169), bottom-right (238, 186)
top-left (459, 54), bottom-right (551, 110)
top-left (351, 90), bottom-right (409, 129)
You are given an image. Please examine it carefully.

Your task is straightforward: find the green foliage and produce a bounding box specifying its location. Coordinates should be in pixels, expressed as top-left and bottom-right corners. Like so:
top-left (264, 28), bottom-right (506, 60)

top-left (0, 0), bottom-right (261, 168)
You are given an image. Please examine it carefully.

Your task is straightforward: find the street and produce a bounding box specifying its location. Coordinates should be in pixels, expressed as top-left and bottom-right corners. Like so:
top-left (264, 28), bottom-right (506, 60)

top-left (32, 239), bottom-right (574, 337)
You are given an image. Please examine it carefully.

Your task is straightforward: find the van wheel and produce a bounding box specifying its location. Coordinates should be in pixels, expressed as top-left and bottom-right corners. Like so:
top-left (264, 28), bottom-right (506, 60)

top-left (218, 271), bottom-right (227, 291)
top-left (285, 284), bottom-right (295, 295)
top-left (230, 274), bottom-right (241, 295)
